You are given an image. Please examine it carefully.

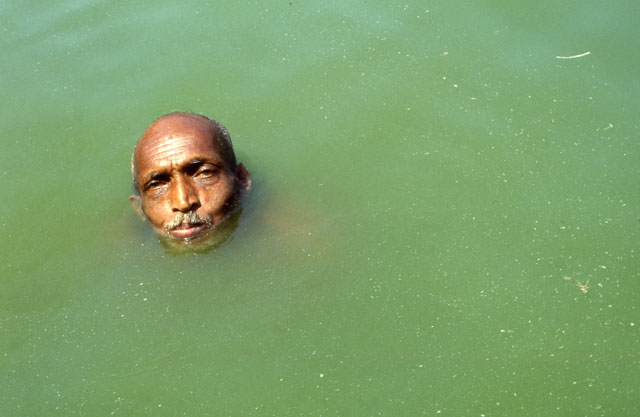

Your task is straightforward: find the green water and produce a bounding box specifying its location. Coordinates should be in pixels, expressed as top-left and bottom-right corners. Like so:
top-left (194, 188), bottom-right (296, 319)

top-left (2, 0), bottom-right (639, 415)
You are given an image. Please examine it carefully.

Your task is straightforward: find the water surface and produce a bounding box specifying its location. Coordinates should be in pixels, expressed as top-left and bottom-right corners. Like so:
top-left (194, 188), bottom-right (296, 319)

top-left (2, 0), bottom-right (639, 415)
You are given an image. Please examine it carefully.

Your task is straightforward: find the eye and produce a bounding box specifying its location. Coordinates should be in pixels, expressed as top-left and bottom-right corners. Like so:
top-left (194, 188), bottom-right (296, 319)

top-left (143, 174), bottom-right (170, 192)
top-left (195, 166), bottom-right (218, 178)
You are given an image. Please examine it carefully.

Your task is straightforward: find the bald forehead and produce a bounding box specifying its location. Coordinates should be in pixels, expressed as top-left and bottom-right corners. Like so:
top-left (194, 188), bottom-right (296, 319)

top-left (135, 113), bottom-right (232, 162)
top-left (138, 114), bottom-right (216, 148)
top-left (131, 113), bottom-right (236, 192)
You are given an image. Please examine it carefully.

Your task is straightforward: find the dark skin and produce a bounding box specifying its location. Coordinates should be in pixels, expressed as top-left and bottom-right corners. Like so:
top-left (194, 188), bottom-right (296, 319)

top-left (129, 113), bottom-right (250, 244)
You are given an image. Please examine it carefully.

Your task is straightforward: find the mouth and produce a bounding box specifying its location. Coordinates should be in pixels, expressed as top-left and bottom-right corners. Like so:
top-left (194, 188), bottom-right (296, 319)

top-left (167, 223), bottom-right (210, 240)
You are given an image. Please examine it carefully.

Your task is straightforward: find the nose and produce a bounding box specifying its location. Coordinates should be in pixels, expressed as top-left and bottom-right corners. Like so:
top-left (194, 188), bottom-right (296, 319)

top-left (170, 176), bottom-right (200, 213)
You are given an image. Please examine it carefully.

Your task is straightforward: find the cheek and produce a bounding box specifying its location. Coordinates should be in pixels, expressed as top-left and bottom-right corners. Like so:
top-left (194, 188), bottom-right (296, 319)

top-left (141, 198), bottom-right (172, 227)
top-left (201, 182), bottom-right (236, 213)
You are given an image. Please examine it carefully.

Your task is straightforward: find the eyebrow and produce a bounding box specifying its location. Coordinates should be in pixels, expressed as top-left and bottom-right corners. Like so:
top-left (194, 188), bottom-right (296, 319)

top-left (186, 159), bottom-right (205, 168)
top-left (184, 158), bottom-right (223, 171)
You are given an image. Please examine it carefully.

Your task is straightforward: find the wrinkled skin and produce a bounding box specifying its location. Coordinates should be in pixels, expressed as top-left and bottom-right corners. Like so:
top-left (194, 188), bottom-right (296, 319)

top-left (129, 113), bottom-right (250, 246)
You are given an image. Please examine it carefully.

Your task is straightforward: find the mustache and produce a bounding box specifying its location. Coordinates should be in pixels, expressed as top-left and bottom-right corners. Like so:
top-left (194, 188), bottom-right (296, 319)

top-left (164, 211), bottom-right (212, 231)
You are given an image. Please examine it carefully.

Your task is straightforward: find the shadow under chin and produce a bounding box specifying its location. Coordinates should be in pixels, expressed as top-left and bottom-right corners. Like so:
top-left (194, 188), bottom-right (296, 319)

top-left (158, 208), bottom-right (242, 256)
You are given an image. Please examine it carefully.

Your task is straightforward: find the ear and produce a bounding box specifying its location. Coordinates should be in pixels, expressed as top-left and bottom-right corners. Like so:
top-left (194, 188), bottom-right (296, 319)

top-left (235, 163), bottom-right (251, 192)
top-left (128, 194), bottom-right (146, 220)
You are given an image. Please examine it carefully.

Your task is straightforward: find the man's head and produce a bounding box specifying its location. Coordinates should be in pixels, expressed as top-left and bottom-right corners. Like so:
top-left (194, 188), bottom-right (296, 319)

top-left (129, 112), bottom-right (250, 245)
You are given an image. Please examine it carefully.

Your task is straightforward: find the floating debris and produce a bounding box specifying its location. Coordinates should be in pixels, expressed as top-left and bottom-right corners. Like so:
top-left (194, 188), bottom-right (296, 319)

top-left (563, 276), bottom-right (590, 294)
top-left (576, 279), bottom-right (590, 294)
top-left (556, 51), bottom-right (591, 59)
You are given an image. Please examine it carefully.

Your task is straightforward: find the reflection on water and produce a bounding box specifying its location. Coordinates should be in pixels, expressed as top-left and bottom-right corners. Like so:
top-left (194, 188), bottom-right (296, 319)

top-left (2, 0), bottom-right (639, 415)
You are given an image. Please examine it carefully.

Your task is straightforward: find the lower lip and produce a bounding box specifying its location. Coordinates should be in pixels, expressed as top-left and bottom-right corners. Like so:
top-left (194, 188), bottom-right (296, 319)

top-left (168, 224), bottom-right (208, 240)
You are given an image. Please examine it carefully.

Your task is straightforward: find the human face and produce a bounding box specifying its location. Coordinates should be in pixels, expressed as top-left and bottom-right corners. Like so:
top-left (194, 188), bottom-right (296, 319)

top-left (132, 118), bottom-right (242, 242)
